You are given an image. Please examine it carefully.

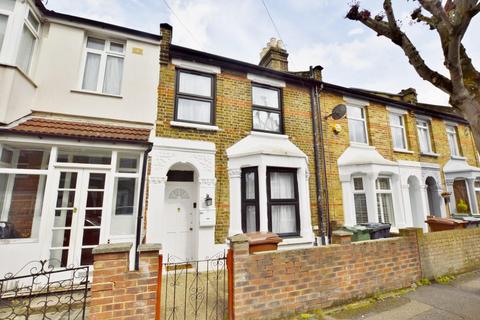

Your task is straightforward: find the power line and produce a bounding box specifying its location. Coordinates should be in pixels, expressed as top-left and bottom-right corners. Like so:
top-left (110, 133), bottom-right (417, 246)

top-left (261, 0), bottom-right (284, 43)
top-left (160, 0), bottom-right (202, 48)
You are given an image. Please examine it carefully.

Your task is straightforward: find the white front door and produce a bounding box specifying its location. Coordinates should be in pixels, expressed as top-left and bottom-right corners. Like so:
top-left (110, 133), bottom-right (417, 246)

top-left (49, 169), bottom-right (108, 267)
top-left (164, 182), bottom-right (195, 261)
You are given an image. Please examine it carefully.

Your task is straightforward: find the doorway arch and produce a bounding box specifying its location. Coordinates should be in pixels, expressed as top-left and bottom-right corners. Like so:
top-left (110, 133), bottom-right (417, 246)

top-left (408, 176), bottom-right (424, 227)
top-left (426, 177), bottom-right (441, 217)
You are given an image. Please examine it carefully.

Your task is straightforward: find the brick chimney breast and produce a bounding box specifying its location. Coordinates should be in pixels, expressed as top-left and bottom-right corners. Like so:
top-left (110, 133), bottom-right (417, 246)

top-left (160, 23), bottom-right (173, 65)
top-left (259, 38), bottom-right (289, 72)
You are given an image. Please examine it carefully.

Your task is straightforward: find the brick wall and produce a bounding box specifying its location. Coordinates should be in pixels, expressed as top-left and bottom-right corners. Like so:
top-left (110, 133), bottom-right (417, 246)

top-left (157, 62), bottom-right (318, 242)
top-left (89, 243), bottom-right (161, 320)
top-left (230, 229), bottom-right (421, 319)
top-left (419, 228), bottom-right (480, 279)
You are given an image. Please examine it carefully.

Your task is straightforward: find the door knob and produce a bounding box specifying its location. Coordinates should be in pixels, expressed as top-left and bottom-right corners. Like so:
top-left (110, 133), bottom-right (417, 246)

top-left (189, 227), bottom-right (193, 231)
top-left (73, 207), bottom-right (78, 213)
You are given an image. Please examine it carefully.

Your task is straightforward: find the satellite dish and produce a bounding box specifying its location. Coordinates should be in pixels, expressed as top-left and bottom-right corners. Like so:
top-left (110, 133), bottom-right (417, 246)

top-left (325, 104), bottom-right (347, 120)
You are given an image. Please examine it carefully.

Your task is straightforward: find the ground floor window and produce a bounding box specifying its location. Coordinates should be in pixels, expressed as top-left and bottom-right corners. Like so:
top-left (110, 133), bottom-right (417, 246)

top-left (0, 145), bottom-right (49, 239)
top-left (352, 177), bottom-right (368, 224)
top-left (376, 177), bottom-right (395, 225)
top-left (453, 179), bottom-right (471, 213)
top-left (241, 167), bottom-right (259, 233)
top-left (475, 178), bottom-right (480, 213)
top-left (267, 167), bottom-right (299, 237)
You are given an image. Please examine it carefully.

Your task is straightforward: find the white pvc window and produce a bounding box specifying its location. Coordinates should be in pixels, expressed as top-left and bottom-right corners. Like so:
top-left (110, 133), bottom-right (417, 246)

top-left (16, 8), bottom-right (40, 74)
top-left (0, 14), bottom-right (7, 53)
top-left (352, 177), bottom-right (368, 224)
top-left (81, 37), bottom-right (125, 95)
top-left (0, 0), bottom-right (15, 55)
top-left (390, 113), bottom-right (407, 150)
top-left (347, 105), bottom-right (368, 144)
top-left (376, 177), bottom-right (395, 225)
top-left (416, 119), bottom-right (433, 154)
top-left (446, 125), bottom-right (460, 157)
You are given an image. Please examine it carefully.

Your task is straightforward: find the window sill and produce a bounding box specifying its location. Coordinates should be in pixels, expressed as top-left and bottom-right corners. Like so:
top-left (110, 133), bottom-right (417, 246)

top-left (393, 148), bottom-right (414, 154)
top-left (0, 238), bottom-right (39, 245)
top-left (170, 121), bottom-right (220, 131)
top-left (71, 89), bottom-right (123, 99)
top-left (278, 236), bottom-right (314, 247)
top-left (349, 142), bottom-right (374, 149)
top-left (451, 155), bottom-right (467, 160)
top-left (420, 152), bottom-right (440, 158)
top-left (250, 131), bottom-right (288, 139)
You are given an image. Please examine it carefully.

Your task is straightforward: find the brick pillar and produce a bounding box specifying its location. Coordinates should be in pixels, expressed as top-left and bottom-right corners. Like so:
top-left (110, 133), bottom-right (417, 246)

top-left (331, 230), bottom-right (352, 245)
top-left (228, 234), bottom-right (249, 320)
top-left (160, 23), bottom-right (172, 65)
top-left (90, 242), bottom-right (162, 320)
top-left (399, 228), bottom-right (424, 279)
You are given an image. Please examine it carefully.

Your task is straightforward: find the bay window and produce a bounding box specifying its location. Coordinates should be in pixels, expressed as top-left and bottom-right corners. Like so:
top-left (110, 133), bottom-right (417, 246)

top-left (174, 69), bottom-right (215, 124)
top-left (352, 177), bottom-right (368, 224)
top-left (81, 37), bottom-right (125, 95)
top-left (347, 105), bottom-right (368, 144)
top-left (376, 177), bottom-right (395, 225)
top-left (267, 168), bottom-right (299, 237)
top-left (16, 9), bottom-right (40, 74)
top-left (252, 84), bottom-right (282, 133)
top-left (0, 145), bottom-right (49, 240)
top-left (389, 113), bottom-right (408, 150)
top-left (416, 119), bottom-right (433, 154)
top-left (446, 125), bottom-right (461, 157)
top-left (241, 167), bottom-right (259, 233)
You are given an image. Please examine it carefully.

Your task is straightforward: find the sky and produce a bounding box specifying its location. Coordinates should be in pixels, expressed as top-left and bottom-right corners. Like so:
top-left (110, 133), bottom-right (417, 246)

top-left (45, 0), bottom-right (480, 106)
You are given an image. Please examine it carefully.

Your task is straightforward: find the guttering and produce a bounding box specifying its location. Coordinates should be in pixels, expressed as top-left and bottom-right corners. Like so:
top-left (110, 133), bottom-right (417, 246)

top-left (309, 67), bottom-right (326, 245)
top-left (134, 142), bottom-right (153, 270)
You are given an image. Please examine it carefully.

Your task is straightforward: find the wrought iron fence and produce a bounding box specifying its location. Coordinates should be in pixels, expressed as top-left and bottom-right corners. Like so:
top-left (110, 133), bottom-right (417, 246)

top-left (162, 252), bottom-right (228, 320)
top-left (0, 260), bottom-right (89, 320)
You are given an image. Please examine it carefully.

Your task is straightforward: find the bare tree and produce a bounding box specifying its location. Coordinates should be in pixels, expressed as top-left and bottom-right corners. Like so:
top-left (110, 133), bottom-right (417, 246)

top-left (346, 0), bottom-right (480, 151)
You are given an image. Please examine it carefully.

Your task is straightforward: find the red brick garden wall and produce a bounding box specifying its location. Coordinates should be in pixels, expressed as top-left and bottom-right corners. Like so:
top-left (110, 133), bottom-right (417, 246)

top-left (230, 229), bottom-right (421, 319)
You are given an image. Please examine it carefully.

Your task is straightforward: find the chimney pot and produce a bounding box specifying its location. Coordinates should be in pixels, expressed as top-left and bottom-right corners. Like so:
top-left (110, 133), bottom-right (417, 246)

top-left (259, 37), bottom-right (289, 72)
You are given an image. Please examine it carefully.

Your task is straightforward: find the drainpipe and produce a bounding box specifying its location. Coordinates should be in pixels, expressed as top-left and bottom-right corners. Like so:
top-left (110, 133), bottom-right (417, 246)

top-left (315, 82), bottom-right (332, 243)
top-left (135, 142), bottom-right (153, 270)
top-left (309, 67), bottom-right (326, 245)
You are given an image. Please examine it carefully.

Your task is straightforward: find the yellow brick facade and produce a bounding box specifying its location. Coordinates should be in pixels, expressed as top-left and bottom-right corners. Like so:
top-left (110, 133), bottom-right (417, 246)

top-left (156, 63), bottom-right (318, 243)
top-left (319, 91), bottom-right (480, 226)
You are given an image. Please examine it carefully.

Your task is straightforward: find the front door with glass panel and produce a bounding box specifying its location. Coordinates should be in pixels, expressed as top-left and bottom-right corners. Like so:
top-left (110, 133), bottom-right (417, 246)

top-left (49, 170), bottom-right (106, 267)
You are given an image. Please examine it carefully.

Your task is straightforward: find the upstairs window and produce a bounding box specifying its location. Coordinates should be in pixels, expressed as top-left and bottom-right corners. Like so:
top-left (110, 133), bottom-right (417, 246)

top-left (376, 177), bottom-right (395, 225)
top-left (416, 119), bottom-right (433, 154)
top-left (389, 113), bottom-right (408, 150)
top-left (347, 105), bottom-right (368, 144)
top-left (352, 177), bottom-right (368, 224)
top-left (241, 167), bottom-right (259, 233)
top-left (252, 84), bottom-right (282, 133)
top-left (16, 8), bottom-right (40, 74)
top-left (174, 69), bottom-right (215, 124)
top-left (446, 125), bottom-right (461, 157)
top-left (0, 0), bottom-right (15, 54)
top-left (0, 14), bottom-right (7, 53)
top-left (81, 37), bottom-right (125, 95)
top-left (267, 167), bottom-right (299, 237)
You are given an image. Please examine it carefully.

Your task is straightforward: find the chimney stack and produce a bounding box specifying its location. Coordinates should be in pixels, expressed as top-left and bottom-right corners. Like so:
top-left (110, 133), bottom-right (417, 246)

top-left (160, 23), bottom-right (173, 65)
top-left (399, 88), bottom-right (418, 104)
top-left (259, 38), bottom-right (289, 72)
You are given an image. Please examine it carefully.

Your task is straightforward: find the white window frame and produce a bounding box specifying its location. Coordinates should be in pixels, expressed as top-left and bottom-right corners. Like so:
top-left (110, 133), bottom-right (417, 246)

top-left (389, 111), bottom-right (408, 151)
top-left (352, 176), bottom-right (368, 224)
top-left (446, 124), bottom-right (461, 157)
top-left (375, 176), bottom-right (395, 226)
top-left (0, 0), bottom-right (17, 61)
top-left (78, 36), bottom-right (126, 96)
top-left (16, 6), bottom-right (40, 74)
top-left (416, 119), bottom-right (433, 154)
top-left (347, 104), bottom-right (368, 145)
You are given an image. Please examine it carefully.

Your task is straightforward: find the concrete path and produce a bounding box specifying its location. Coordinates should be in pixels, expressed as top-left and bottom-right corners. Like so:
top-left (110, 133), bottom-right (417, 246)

top-left (330, 270), bottom-right (480, 320)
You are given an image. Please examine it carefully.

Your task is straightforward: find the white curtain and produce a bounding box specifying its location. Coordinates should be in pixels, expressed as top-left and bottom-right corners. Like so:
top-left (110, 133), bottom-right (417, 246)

top-left (82, 52), bottom-right (101, 91)
top-left (245, 172), bottom-right (255, 199)
top-left (179, 72), bottom-right (211, 97)
top-left (0, 14), bottom-right (7, 51)
top-left (271, 205), bottom-right (296, 234)
top-left (270, 172), bottom-right (294, 199)
top-left (252, 86), bottom-right (279, 108)
top-left (177, 98), bottom-right (211, 123)
top-left (103, 55), bottom-right (124, 95)
top-left (417, 127), bottom-right (430, 152)
top-left (253, 110), bottom-right (280, 132)
top-left (246, 206), bottom-right (256, 232)
top-left (16, 25), bottom-right (36, 73)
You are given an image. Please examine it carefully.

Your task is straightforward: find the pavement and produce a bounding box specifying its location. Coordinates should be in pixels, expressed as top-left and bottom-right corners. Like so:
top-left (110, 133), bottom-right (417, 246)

top-left (329, 270), bottom-right (480, 320)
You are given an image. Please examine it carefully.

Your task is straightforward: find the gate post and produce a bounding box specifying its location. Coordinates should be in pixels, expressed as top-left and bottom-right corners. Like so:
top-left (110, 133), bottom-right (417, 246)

top-left (156, 253), bottom-right (163, 320)
top-left (228, 234), bottom-right (249, 320)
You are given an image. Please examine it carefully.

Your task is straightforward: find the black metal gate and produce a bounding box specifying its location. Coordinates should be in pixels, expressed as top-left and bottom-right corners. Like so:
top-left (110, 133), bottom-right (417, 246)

top-left (0, 260), bottom-right (89, 320)
top-left (162, 253), bottom-right (228, 320)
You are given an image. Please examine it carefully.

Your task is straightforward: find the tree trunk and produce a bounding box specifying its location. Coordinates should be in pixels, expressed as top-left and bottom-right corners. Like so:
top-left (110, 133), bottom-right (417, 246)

top-left (457, 96), bottom-right (480, 153)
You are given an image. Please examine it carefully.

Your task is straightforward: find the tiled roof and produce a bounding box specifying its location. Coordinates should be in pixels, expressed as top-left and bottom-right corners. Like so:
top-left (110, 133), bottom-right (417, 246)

top-left (2, 118), bottom-right (151, 143)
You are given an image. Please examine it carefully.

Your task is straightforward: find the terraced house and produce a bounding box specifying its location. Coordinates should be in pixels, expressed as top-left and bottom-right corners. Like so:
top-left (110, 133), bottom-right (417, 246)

top-left (149, 24), bottom-right (480, 260)
top-left (0, 0), bottom-right (160, 274)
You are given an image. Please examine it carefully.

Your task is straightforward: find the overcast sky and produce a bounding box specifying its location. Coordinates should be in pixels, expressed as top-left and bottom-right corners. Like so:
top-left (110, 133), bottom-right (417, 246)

top-left (46, 0), bottom-right (480, 106)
